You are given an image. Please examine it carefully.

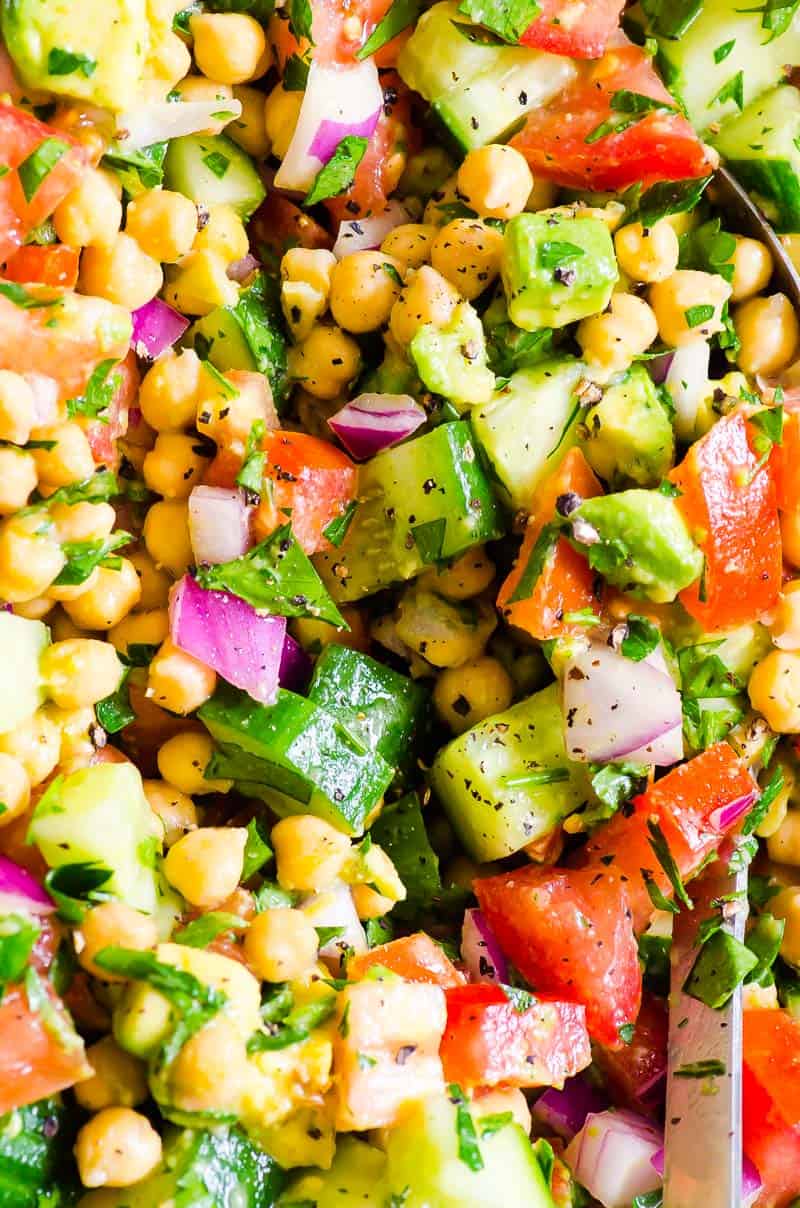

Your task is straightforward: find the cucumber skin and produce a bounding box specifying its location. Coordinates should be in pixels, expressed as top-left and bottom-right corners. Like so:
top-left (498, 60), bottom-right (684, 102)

top-left (164, 133), bottom-right (265, 220)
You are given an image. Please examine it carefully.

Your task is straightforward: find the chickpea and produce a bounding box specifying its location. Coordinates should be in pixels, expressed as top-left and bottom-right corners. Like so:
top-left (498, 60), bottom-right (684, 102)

top-left (53, 167), bottom-right (122, 249)
top-left (263, 85), bottom-right (303, 161)
top-left (329, 252), bottom-right (404, 333)
top-left (0, 369), bottom-right (34, 444)
top-left (525, 177), bottom-right (559, 212)
top-left (0, 753), bottom-right (31, 827)
top-left (649, 270), bottom-right (732, 347)
top-left (51, 703), bottom-right (96, 764)
top-left (734, 293), bottom-right (799, 376)
top-left (143, 779), bottom-right (198, 847)
top-left (419, 547), bottom-right (495, 601)
top-left (381, 223), bottom-right (438, 271)
top-left (244, 908), bottom-right (319, 981)
top-left (229, 85), bottom-right (271, 158)
top-left (399, 145), bottom-right (456, 201)
top-left (74, 1108), bottom-right (162, 1189)
top-left (63, 559), bottom-right (142, 631)
top-left (79, 234), bottom-right (163, 312)
top-left (51, 501), bottom-right (116, 544)
top-left (49, 608), bottom-right (85, 642)
top-left (108, 612), bottom-right (168, 662)
top-left (142, 433), bottom-right (210, 500)
top-left (41, 639), bottom-right (123, 709)
top-left (730, 236), bottom-right (773, 303)
top-left (0, 709), bottom-right (60, 785)
top-left (423, 176), bottom-right (462, 227)
top-left (171, 77), bottom-right (236, 136)
top-left (280, 247), bottom-right (336, 341)
top-left (272, 815), bottom-right (352, 892)
top-left (395, 587), bottom-right (497, 668)
top-left (193, 203), bottom-right (250, 263)
top-left (30, 422), bottom-right (95, 487)
top-left (128, 548), bottom-right (172, 610)
top-left (190, 12), bottom-right (271, 85)
top-left (143, 500), bottom-right (193, 577)
top-left (0, 513), bottom-right (65, 603)
top-left (770, 581), bottom-right (800, 650)
top-left (749, 649), bottom-right (800, 733)
top-left (782, 510), bottom-right (800, 571)
top-left (196, 367), bottom-right (275, 455)
top-left (290, 606), bottom-right (368, 655)
top-left (457, 144), bottom-right (533, 221)
top-left (164, 825), bottom-right (247, 907)
top-left (15, 596), bottom-right (58, 620)
top-left (768, 885), bottom-right (800, 966)
top-left (430, 219), bottom-right (504, 301)
top-left (125, 189), bottom-right (199, 264)
top-left (148, 30), bottom-right (192, 96)
top-left (75, 1037), bottom-right (148, 1111)
top-left (287, 324), bottom-right (362, 400)
top-left (164, 249), bottom-right (239, 316)
top-left (577, 292), bottom-right (659, 374)
top-left (0, 447), bottom-right (37, 513)
top-left (168, 1017), bottom-right (250, 1115)
top-left (146, 637), bottom-right (217, 715)
top-left (158, 730), bottom-right (231, 795)
top-left (614, 220), bottom-right (679, 284)
top-left (768, 808), bottom-right (800, 865)
top-left (433, 655), bottom-right (514, 733)
top-left (77, 902), bottom-right (159, 980)
top-left (138, 350), bottom-right (202, 434)
top-left (389, 265), bottom-right (460, 346)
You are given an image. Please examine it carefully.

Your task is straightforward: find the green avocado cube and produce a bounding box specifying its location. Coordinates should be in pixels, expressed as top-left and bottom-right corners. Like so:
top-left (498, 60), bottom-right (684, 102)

top-left (579, 364), bottom-right (675, 488)
top-left (410, 302), bottom-right (495, 410)
top-left (571, 489), bottom-right (704, 604)
top-left (501, 212), bottom-right (618, 331)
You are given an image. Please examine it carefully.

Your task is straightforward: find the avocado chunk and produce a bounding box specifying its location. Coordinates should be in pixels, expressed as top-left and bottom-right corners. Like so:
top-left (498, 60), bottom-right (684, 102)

top-left (2, 0), bottom-right (149, 112)
top-left (570, 489), bottom-right (704, 603)
top-left (410, 302), bottom-right (495, 410)
top-left (502, 212), bottom-right (618, 331)
top-left (579, 364), bottom-right (675, 488)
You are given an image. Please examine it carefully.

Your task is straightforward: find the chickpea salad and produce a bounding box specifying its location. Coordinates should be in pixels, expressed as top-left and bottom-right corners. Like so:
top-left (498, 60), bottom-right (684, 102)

top-left (3, 0), bottom-right (800, 1205)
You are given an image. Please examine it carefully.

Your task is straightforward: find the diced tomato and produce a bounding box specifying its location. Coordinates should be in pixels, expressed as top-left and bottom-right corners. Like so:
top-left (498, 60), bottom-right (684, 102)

top-left (510, 41), bottom-right (713, 192)
top-left (0, 104), bottom-right (88, 263)
top-left (497, 448), bottom-right (603, 640)
top-left (249, 191), bottom-right (333, 270)
top-left (269, 0), bottom-right (410, 68)
top-left (579, 742), bottom-right (756, 932)
top-left (594, 993), bottom-right (667, 1113)
top-left (744, 1011), bottom-right (800, 1208)
top-left (3, 243), bottom-right (80, 288)
top-left (0, 286), bottom-right (132, 401)
top-left (775, 411), bottom-right (800, 513)
top-left (348, 932), bottom-right (466, 988)
top-left (475, 865), bottom-right (641, 1049)
top-left (670, 411), bottom-right (782, 630)
top-left (440, 983), bottom-right (591, 1090)
top-left (252, 430), bottom-right (358, 556)
top-left (81, 348), bottom-right (139, 469)
top-left (520, 0), bottom-right (625, 58)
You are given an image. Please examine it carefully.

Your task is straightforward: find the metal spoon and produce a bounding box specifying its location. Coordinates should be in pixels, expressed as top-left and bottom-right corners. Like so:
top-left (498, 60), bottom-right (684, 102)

top-left (711, 165), bottom-right (800, 309)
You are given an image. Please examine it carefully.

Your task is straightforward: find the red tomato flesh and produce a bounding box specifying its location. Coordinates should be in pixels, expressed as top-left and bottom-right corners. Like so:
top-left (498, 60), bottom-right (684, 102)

top-left (744, 1011), bottom-right (800, 1208)
top-left (594, 992), bottom-right (667, 1113)
top-left (440, 983), bottom-right (591, 1090)
top-left (4, 243), bottom-right (80, 288)
top-left (253, 430), bottom-right (358, 556)
top-left (348, 932), bottom-right (466, 988)
top-left (520, 0), bottom-right (625, 59)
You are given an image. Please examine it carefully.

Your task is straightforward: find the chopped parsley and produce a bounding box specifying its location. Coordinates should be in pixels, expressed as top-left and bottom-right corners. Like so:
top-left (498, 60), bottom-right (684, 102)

top-left (305, 137), bottom-right (369, 207)
top-left (448, 1084), bottom-right (484, 1171)
top-left (17, 138), bottom-right (70, 203)
top-left (47, 47), bottom-right (97, 77)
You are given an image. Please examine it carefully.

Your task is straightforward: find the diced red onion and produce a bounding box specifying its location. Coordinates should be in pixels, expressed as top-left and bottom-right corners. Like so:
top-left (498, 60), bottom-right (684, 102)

top-left (131, 298), bottom-right (189, 361)
top-left (114, 99), bottom-right (242, 152)
top-left (188, 485), bottom-right (252, 566)
top-left (24, 372), bottom-right (60, 427)
top-left (328, 393), bottom-right (426, 461)
top-left (461, 908), bottom-right (508, 985)
top-left (332, 201), bottom-right (409, 258)
top-left (708, 789), bottom-right (758, 832)
top-left (743, 1156), bottom-right (763, 1208)
top-left (647, 351), bottom-right (675, 386)
top-left (279, 633), bottom-right (312, 693)
top-left (0, 856), bottom-right (54, 916)
top-left (275, 59), bottom-right (383, 193)
top-left (532, 1078), bottom-right (609, 1141)
top-left (170, 575), bottom-right (286, 705)
top-left (561, 643), bottom-right (682, 765)
top-left (666, 341), bottom-right (710, 442)
top-left (624, 723), bottom-right (684, 767)
top-left (565, 1110), bottom-right (663, 1208)
top-left (227, 253), bottom-right (260, 283)
top-left (300, 883), bottom-right (367, 971)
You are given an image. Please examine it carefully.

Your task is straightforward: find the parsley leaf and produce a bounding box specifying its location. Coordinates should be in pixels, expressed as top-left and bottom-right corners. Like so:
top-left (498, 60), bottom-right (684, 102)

top-left (66, 359), bottom-right (122, 422)
top-left (749, 405), bottom-right (785, 471)
top-left (684, 303), bottom-right (716, 329)
top-left (743, 764), bottom-right (785, 836)
top-left (712, 69), bottom-right (745, 111)
top-left (538, 241), bottom-right (585, 270)
top-left (683, 929), bottom-right (758, 1008)
top-left (95, 674), bottom-right (135, 734)
top-left (357, 0), bottom-right (421, 57)
top-left (288, 0), bottom-right (315, 41)
top-left (619, 614), bottom-right (661, 661)
top-left (0, 914), bottom-right (40, 984)
top-left (283, 53), bottom-right (311, 89)
top-left (44, 862), bottom-right (113, 923)
top-left (247, 995), bottom-right (336, 1051)
top-left (242, 816), bottom-right (273, 880)
top-left (305, 137), bottom-right (369, 207)
top-left (17, 138), bottom-right (70, 203)
top-left (0, 281), bottom-right (62, 309)
top-left (455, 0), bottom-right (540, 42)
top-left (173, 912), bottom-right (247, 947)
top-left (448, 1084), bottom-right (484, 1171)
top-left (323, 500), bottom-right (359, 548)
top-left (647, 817), bottom-right (693, 909)
top-left (507, 521), bottom-right (561, 603)
top-left (203, 151), bottom-right (230, 179)
top-left (21, 467), bottom-right (118, 515)
top-left (633, 175), bottom-right (713, 227)
top-left (47, 47), bottom-right (97, 77)
top-left (411, 517), bottom-right (447, 564)
top-left (235, 419), bottom-right (265, 496)
top-left (674, 1059), bottom-right (727, 1078)
top-left (714, 39), bottom-right (736, 62)
top-left (53, 530), bottom-right (132, 588)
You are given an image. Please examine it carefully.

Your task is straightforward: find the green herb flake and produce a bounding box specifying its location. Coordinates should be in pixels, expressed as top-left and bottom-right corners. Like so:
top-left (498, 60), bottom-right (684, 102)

top-left (684, 303), bottom-right (716, 329)
top-left (288, 0), bottom-right (315, 42)
top-left (714, 38), bottom-right (736, 62)
top-left (647, 818), bottom-right (693, 910)
top-left (712, 69), bottom-right (745, 111)
top-left (17, 138), bottom-right (70, 204)
top-left (0, 914), bottom-right (40, 983)
top-left (538, 240), bottom-right (585, 270)
top-left (305, 137), bottom-right (369, 207)
top-left (448, 1084), bottom-right (484, 1172)
top-left (507, 521), bottom-right (561, 603)
top-left (0, 281), bottom-right (62, 310)
top-left (674, 1059), bottom-right (727, 1078)
top-left (683, 929), bottom-right (759, 1008)
top-left (455, 0), bottom-right (540, 42)
top-left (283, 53), bottom-right (311, 89)
top-left (47, 47), bottom-right (97, 77)
top-left (44, 862), bottom-right (113, 923)
top-left (478, 1111), bottom-right (514, 1138)
top-left (202, 151), bottom-right (230, 179)
top-left (743, 764), bottom-right (785, 836)
top-left (620, 614), bottom-right (661, 661)
top-left (323, 499), bottom-right (359, 548)
top-left (174, 912), bottom-right (248, 947)
top-left (357, 0), bottom-right (420, 56)
top-left (242, 816), bottom-right (273, 880)
top-left (236, 419), bottom-right (266, 496)
top-left (411, 517), bottom-right (447, 564)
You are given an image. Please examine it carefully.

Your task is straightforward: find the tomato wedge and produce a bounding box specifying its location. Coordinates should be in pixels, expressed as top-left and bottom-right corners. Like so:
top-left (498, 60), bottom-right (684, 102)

top-left (326, 76), bottom-right (418, 222)
top-left (253, 430), bottom-right (358, 556)
top-left (249, 192), bottom-right (333, 270)
top-left (520, 0), bottom-right (625, 58)
top-left (3, 243), bottom-right (80, 288)
top-left (744, 1011), bottom-right (800, 1208)
top-left (594, 992), bottom-right (667, 1113)
top-left (670, 411), bottom-right (782, 630)
top-left (348, 932), bottom-right (465, 988)
top-left (579, 742), bottom-right (756, 932)
top-left (269, 0), bottom-right (409, 67)
top-left (0, 104), bottom-right (88, 262)
top-left (82, 348), bottom-right (139, 470)
top-left (440, 983), bottom-right (591, 1090)
top-left (510, 41), bottom-right (713, 192)
top-left (475, 864), bottom-right (641, 1049)
top-left (497, 448), bottom-right (603, 640)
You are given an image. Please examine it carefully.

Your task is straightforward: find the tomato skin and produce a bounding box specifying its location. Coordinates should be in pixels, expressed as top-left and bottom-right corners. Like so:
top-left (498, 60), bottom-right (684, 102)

top-left (497, 448), bottom-right (603, 640)
top-left (3, 243), bottom-right (80, 288)
top-left (744, 1011), bottom-right (800, 1131)
top-left (249, 192), bottom-right (333, 268)
top-left (579, 742), bottom-right (756, 932)
top-left (510, 42), bottom-right (713, 191)
top-left (520, 0), bottom-right (625, 58)
top-left (775, 411), bottom-right (800, 512)
top-left (594, 993), bottom-right (667, 1113)
top-left (253, 430), bottom-right (358, 556)
top-left (744, 1011), bottom-right (800, 1208)
top-left (348, 932), bottom-right (466, 988)
top-left (270, 0), bottom-right (409, 67)
top-left (82, 348), bottom-right (139, 469)
top-left (475, 865), bottom-right (641, 1049)
top-left (670, 412), bottom-right (782, 630)
top-left (326, 76), bottom-right (418, 222)
top-left (440, 983), bottom-right (591, 1090)
top-left (0, 105), bottom-right (88, 262)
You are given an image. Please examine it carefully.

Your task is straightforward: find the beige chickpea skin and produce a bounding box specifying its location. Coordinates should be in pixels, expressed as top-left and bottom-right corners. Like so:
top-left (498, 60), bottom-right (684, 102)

top-left (430, 219), bottom-right (504, 301)
top-left (163, 826), bottom-right (247, 907)
top-left (74, 1108), bottom-right (162, 1188)
top-left (328, 252), bottom-right (404, 333)
top-left (76, 902), bottom-right (159, 980)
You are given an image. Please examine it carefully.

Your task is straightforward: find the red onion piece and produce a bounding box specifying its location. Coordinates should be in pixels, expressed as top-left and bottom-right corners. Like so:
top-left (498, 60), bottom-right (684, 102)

top-left (743, 1156), bottom-right (763, 1208)
top-left (115, 98), bottom-right (242, 152)
top-left (647, 351), bottom-right (675, 385)
top-left (131, 298), bottom-right (189, 361)
top-left (188, 485), bottom-right (252, 566)
top-left (170, 575), bottom-right (286, 705)
top-left (565, 1110), bottom-right (663, 1208)
top-left (332, 201), bottom-right (409, 258)
top-left (709, 789), bottom-right (758, 832)
top-left (532, 1077), bottom-right (608, 1140)
top-left (0, 856), bottom-right (54, 916)
top-left (309, 111), bottom-right (381, 164)
top-left (624, 723), bottom-right (684, 767)
top-left (328, 393), bottom-right (426, 461)
top-left (562, 643), bottom-right (682, 765)
top-left (300, 884), bottom-right (367, 971)
top-left (461, 908), bottom-right (508, 985)
top-left (227, 253), bottom-right (260, 283)
top-left (24, 372), bottom-right (60, 428)
top-left (279, 633), bottom-right (312, 693)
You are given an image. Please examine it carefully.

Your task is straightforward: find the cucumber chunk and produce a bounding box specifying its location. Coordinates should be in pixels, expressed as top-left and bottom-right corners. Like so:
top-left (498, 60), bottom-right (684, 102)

top-left (713, 85), bottom-right (800, 231)
top-left (164, 133), bottom-right (265, 220)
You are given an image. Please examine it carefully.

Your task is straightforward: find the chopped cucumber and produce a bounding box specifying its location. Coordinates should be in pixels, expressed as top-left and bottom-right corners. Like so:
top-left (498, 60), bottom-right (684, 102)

top-left (0, 612), bottom-right (49, 735)
top-left (280, 1137), bottom-right (387, 1206)
top-left (713, 85), bottom-right (800, 231)
top-left (164, 133), bottom-right (265, 220)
